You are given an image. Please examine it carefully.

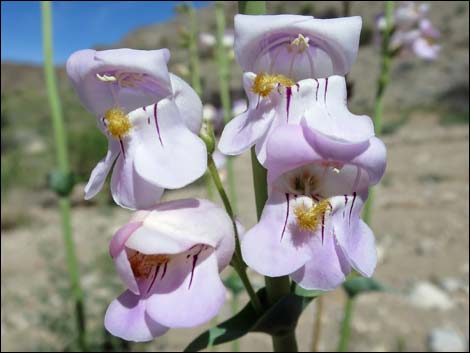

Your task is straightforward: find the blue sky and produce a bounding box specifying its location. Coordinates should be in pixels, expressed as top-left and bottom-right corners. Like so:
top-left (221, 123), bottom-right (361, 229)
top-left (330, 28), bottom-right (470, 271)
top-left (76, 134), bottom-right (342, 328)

top-left (1, 1), bottom-right (210, 65)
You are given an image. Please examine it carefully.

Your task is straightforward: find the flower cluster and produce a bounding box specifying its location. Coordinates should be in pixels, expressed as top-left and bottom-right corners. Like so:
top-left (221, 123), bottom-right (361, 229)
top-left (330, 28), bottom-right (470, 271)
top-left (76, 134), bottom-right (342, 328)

top-left (375, 1), bottom-right (440, 60)
top-left (221, 14), bottom-right (387, 290)
top-left (67, 11), bottom-right (387, 344)
top-left (67, 49), bottom-right (235, 341)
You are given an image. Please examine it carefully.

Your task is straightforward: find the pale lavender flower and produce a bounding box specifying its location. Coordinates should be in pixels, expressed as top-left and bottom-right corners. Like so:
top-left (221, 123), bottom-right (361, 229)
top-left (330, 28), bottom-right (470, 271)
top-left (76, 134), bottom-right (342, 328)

top-left (234, 14), bottom-right (362, 81)
top-left (105, 198), bottom-right (235, 342)
top-left (199, 32), bottom-right (216, 48)
top-left (376, 2), bottom-right (440, 60)
top-left (241, 124), bottom-right (386, 290)
top-left (66, 49), bottom-right (207, 210)
top-left (199, 30), bottom-right (234, 49)
top-left (219, 74), bottom-right (374, 164)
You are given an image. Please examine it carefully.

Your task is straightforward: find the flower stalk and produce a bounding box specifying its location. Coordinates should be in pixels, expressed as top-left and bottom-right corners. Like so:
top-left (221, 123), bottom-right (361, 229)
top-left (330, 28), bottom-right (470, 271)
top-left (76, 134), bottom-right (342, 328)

top-left (337, 296), bottom-right (355, 352)
top-left (239, 1), bottom-right (299, 352)
top-left (207, 155), bottom-right (263, 314)
top-left (363, 0), bottom-right (394, 224)
top-left (215, 1), bottom-right (238, 213)
top-left (41, 2), bottom-right (86, 350)
top-left (185, 3), bottom-right (215, 200)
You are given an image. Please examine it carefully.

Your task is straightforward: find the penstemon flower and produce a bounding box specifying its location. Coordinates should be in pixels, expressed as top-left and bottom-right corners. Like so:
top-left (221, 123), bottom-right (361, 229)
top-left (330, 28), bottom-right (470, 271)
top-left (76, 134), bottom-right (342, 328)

top-left (220, 74), bottom-right (374, 164)
top-left (66, 48), bottom-right (207, 209)
top-left (375, 2), bottom-right (440, 60)
top-left (104, 198), bottom-right (235, 342)
top-left (219, 14), bottom-right (363, 164)
top-left (241, 124), bottom-right (386, 290)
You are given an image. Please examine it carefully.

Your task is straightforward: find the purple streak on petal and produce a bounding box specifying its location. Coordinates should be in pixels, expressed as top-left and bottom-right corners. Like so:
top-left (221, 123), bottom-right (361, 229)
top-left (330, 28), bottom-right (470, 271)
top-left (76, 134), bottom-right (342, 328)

top-left (281, 193), bottom-right (290, 241)
top-left (147, 265), bottom-right (160, 294)
top-left (286, 86), bottom-right (293, 122)
top-left (349, 192), bottom-right (357, 225)
top-left (343, 195), bottom-right (348, 217)
top-left (147, 116), bottom-right (151, 125)
top-left (161, 262), bottom-right (168, 279)
top-left (256, 95), bottom-right (261, 109)
top-left (188, 252), bottom-right (200, 290)
top-left (311, 194), bottom-right (320, 202)
top-left (296, 83), bottom-right (300, 92)
top-left (153, 103), bottom-right (164, 147)
top-left (321, 213), bottom-right (325, 245)
top-left (314, 79), bottom-right (319, 101)
top-left (119, 138), bottom-right (125, 158)
top-left (143, 106), bottom-right (147, 112)
top-left (102, 116), bottom-right (107, 126)
top-left (324, 77), bottom-right (329, 104)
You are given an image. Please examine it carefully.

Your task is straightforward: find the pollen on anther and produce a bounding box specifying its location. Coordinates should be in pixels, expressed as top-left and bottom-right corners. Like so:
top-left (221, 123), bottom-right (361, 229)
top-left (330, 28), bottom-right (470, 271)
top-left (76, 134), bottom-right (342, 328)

top-left (251, 73), bottom-right (295, 97)
top-left (294, 200), bottom-right (330, 232)
top-left (104, 107), bottom-right (132, 139)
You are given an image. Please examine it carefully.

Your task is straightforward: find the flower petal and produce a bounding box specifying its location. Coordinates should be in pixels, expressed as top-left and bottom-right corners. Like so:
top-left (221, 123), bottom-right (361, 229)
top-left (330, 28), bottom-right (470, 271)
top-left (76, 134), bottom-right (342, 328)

top-left (303, 76), bottom-right (375, 145)
top-left (332, 192), bottom-right (377, 277)
top-left (132, 98), bottom-right (207, 189)
top-left (241, 191), bottom-right (312, 277)
top-left (170, 73), bottom-right (203, 135)
top-left (84, 138), bottom-right (120, 200)
top-left (126, 199), bottom-right (234, 269)
top-left (104, 290), bottom-right (168, 342)
top-left (234, 15), bottom-right (362, 80)
top-left (266, 125), bottom-right (386, 189)
top-left (145, 249), bottom-right (226, 328)
top-left (218, 71), bottom-right (283, 157)
top-left (66, 49), bottom-right (172, 117)
top-left (110, 151), bottom-right (165, 210)
top-left (291, 230), bottom-right (351, 291)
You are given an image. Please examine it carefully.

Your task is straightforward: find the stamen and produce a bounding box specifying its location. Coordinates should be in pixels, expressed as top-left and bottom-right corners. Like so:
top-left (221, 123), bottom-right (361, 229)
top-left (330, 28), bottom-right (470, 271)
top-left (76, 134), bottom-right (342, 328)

top-left (104, 107), bottom-right (132, 139)
top-left (288, 34), bottom-right (310, 53)
top-left (96, 73), bottom-right (117, 82)
top-left (251, 73), bottom-right (295, 97)
top-left (294, 199), bottom-right (330, 232)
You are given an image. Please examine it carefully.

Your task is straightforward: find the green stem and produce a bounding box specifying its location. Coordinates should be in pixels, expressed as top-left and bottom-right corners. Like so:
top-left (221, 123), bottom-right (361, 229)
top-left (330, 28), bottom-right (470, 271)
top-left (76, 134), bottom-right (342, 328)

top-left (207, 156), bottom-right (263, 314)
top-left (364, 0), bottom-right (394, 225)
top-left (310, 296), bottom-right (324, 352)
top-left (337, 296), bottom-right (355, 352)
top-left (238, 1), bottom-right (266, 15)
top-left (215, 1), bottom-right (238, 213)
top-left (188, 5), bottom-right (202, 96)
top-left (41, 2), bottom-right (86, 350)
top-left (231, 295), bottom-right (240, 352)
top-left (239, 1), bottom-right (299, 350)
top-left (186, 4), bottom-right (215, 200)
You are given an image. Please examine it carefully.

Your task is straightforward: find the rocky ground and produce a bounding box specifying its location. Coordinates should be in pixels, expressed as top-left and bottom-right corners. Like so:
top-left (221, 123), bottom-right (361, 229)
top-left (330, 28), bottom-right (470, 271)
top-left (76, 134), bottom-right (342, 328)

top-left (1, 112), bottom-right (468, 352)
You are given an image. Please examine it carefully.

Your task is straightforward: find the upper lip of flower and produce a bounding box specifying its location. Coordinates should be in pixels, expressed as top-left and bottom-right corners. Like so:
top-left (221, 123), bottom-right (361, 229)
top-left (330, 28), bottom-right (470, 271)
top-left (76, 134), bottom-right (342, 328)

top-left (234, 14), bottom-right (362, 80)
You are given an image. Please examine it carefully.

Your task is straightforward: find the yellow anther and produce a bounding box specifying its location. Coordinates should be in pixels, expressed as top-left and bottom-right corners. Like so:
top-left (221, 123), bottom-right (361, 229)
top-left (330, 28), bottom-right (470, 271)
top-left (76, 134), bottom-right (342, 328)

top-left (251, 72), bottom-right (295, 97)
top-left (129, 252), bottom-right (169, 278)
top-left (294, 200), bottom-right (330, 232)
top-left (104, 107), bottom-right (132, 139)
